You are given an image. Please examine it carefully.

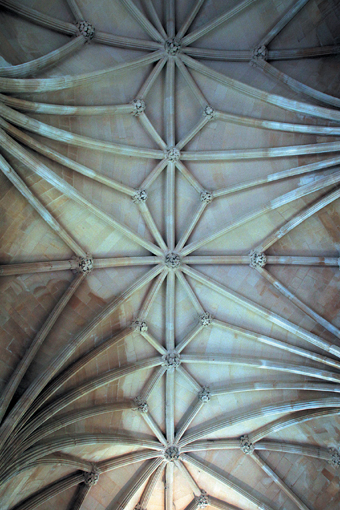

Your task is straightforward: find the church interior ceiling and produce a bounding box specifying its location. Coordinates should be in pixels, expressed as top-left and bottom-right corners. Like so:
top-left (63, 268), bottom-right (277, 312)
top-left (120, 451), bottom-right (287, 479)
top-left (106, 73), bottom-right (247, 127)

top-left (0, 0), bottom-right (340, 509)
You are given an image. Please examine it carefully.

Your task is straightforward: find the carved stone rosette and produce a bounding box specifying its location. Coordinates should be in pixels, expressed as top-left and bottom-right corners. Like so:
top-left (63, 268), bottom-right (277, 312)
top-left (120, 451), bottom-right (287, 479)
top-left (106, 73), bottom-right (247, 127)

top-left (196, 490), bottom-right (209, 508)
top-left (198, 386), bottom-right (211, 403)
top-left (240, 434), bottom-right (254, 454)
top-left (164, 445), bottom-right (180, 461)
top-left (77, 256), bottom-right (93, 273)
top-left (83, 467), bottom-right (100, 486)
top-left (134, 395), bottom-right (149, 413)
top-left (203, 105), bottom-right (216, 120)
top-left (132, 189), bottom-right (148, 204)
top-left (165, 253), bottom-right (181, 269)
top-left (131, 319), bottom-right (148, 333)
top-left (165, 147), bottom-right (181, 162)
top-left (249, 250), bottom-right (267, 268)
top-left (162, 352), bottom-right (181, 372)
top-left (200, 312), bottom-right (213, 327)
top-left (164, 38), bottom-right (181, 55)
top-left (134, 504), bottom-right (146, 510)
top-left (200, 190), bottom-right (213, 204)
top-left (250, 45), bottom-right (268, 66)
top-left (132, 98), bottom-right (146, 116)
top-left (328, 448), bottom-right (340, 468)
top-left (76, 21), bottom-right (95, 40)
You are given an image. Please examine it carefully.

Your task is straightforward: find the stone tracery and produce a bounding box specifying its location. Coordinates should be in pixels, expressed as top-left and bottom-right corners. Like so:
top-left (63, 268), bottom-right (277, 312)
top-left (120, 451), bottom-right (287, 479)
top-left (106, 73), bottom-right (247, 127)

top-left (0, 0), bottom-right (339, 509)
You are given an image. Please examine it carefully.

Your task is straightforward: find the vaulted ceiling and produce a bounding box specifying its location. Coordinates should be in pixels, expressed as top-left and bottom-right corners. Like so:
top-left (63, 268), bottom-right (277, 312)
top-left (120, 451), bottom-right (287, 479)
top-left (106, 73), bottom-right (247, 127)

top-left (0, 1), bottom-right (340, 509)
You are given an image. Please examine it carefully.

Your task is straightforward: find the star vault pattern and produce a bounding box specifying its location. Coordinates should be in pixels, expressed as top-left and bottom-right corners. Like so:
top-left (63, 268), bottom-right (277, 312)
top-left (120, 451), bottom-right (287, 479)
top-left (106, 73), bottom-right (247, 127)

top-left (0, 0), bottom-right (340, 509)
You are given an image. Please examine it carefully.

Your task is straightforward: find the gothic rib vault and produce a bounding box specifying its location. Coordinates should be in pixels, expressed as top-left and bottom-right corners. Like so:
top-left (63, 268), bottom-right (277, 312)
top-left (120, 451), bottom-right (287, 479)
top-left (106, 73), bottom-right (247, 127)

top-left (0, 0), bottom-right (340, 509)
